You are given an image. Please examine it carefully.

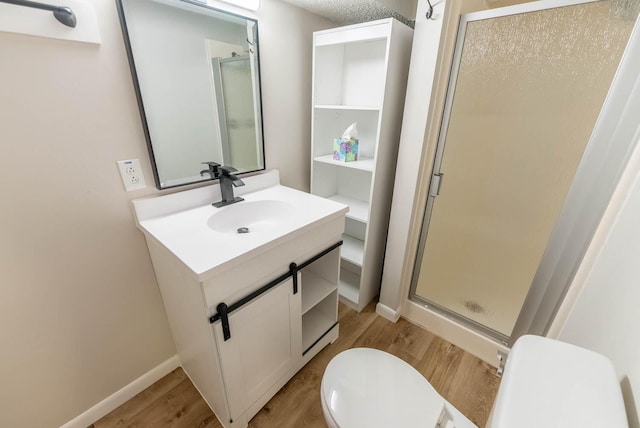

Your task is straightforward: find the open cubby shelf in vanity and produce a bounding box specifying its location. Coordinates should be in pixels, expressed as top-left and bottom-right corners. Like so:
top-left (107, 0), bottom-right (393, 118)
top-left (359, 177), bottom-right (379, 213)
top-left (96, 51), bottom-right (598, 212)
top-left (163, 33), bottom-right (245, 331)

top-left (300, 246), bottom-right (340, 354)
top-left (310, 19), bottom-right (413, 311)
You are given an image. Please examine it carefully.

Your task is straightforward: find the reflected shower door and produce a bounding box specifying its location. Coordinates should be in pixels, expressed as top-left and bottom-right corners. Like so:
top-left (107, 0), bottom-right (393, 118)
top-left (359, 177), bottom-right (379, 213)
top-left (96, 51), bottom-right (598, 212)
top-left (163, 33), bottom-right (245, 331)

top-left (411, 0), bottom-right (636, 341)
top-left (213, 55), bottom-right (261, 170)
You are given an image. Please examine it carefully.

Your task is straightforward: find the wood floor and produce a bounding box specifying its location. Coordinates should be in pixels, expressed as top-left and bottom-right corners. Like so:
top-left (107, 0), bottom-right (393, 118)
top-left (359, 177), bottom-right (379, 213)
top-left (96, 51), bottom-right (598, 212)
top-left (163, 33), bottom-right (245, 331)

top-left (92, 302), bottom-right (501, 428)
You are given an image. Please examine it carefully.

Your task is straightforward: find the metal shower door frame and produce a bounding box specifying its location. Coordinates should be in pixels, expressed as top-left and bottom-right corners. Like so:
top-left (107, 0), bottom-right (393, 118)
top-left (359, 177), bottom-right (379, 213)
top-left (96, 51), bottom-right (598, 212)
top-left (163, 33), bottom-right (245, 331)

top-left (211, 56), bottom-right (232, 165)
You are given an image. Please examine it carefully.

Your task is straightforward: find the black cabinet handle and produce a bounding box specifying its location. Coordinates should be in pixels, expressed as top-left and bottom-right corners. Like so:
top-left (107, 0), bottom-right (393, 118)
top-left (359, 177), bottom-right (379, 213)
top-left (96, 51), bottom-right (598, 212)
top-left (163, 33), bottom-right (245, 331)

top-left (290, 262), bottom-right (299, 294)
top-left (217, 302), bottom-right (231, 341)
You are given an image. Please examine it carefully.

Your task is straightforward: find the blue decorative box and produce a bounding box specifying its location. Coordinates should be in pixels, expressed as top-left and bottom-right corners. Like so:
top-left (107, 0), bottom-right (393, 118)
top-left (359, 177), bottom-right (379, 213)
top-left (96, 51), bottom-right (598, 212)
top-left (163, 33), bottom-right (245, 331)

top-left (332, 138), bottom-right (359, 162)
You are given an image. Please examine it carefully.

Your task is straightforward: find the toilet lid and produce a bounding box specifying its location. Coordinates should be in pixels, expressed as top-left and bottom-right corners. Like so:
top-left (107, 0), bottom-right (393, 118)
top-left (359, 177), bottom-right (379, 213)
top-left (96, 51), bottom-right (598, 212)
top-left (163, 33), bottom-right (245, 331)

top-left (492, 335), bottom-right (628, 427)
top-left (321, 348), bottom-right (446, 428)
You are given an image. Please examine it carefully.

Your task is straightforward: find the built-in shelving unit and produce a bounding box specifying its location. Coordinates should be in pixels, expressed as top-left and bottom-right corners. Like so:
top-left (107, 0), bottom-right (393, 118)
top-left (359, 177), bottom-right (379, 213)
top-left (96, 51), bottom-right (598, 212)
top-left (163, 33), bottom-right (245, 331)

top-left (310, 19), bottom-right (413, 311)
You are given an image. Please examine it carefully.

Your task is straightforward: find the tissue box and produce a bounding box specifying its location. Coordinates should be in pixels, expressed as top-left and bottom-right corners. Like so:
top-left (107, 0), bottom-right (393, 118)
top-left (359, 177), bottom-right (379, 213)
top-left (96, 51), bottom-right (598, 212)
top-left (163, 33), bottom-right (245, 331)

top-left (333, 138), bottom-right (359, 162)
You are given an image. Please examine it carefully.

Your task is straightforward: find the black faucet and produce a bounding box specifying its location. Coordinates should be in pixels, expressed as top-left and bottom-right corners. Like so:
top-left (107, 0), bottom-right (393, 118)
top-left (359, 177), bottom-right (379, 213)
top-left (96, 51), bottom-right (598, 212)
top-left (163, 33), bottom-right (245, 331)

top-left (200, 162), bottom-right (245, 208)
top-left (200, 161), bottom-right (221, 178)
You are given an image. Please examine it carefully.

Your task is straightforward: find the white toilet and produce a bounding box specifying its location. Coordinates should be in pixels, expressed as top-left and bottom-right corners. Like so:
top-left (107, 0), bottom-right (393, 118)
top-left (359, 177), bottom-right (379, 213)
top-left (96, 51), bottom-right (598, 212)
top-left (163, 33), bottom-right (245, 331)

top-left (321, 335), bottom-right (628, 428)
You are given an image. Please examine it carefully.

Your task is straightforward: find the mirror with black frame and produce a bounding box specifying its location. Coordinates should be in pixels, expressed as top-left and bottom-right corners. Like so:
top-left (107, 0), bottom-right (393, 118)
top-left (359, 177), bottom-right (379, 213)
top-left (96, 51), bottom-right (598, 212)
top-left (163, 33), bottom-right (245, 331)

top-left (117, 0), bottom-right (265, 189)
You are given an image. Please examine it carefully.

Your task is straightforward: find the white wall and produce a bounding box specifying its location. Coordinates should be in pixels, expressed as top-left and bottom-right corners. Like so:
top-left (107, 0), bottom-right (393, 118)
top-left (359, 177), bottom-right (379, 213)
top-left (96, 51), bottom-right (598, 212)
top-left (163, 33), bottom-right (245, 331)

top-left (378, 0), bottom-right (450, 314)
top-left (0, 0), bottom-right (332, 426)
top-left (558, 136), bottom-right (640, 428)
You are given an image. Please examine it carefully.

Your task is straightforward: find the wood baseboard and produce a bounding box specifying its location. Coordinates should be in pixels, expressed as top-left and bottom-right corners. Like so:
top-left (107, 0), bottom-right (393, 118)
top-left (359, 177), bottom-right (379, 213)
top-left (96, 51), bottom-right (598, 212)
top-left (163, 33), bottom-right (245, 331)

top-left (60, 355), bottom-right (180, 428)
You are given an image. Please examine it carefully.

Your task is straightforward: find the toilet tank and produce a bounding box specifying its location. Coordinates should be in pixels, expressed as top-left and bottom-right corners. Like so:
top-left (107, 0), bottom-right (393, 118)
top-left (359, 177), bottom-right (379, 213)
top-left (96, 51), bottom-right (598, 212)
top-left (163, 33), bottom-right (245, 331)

top-left (489, 335), bottom-right (628, 428)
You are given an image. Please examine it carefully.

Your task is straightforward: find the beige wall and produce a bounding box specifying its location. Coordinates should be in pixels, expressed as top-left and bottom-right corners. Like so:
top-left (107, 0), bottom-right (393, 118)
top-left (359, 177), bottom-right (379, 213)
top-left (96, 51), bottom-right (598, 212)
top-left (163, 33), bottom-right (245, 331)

top-left (259, 0), bottom-right (334, 191)
top-left (0, 0), bottom-right (331, 426)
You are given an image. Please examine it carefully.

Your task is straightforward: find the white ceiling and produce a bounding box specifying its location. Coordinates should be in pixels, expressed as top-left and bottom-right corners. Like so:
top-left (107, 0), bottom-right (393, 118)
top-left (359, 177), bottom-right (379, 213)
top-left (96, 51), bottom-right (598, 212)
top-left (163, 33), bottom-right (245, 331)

top-left (279, 0), bottom-right (418, 27)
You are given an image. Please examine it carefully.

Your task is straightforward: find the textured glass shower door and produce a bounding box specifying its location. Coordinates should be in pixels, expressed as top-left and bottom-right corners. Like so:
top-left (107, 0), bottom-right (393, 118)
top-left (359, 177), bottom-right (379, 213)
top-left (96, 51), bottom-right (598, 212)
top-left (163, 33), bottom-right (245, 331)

top-left (411, 0), bottom-right (636, 340)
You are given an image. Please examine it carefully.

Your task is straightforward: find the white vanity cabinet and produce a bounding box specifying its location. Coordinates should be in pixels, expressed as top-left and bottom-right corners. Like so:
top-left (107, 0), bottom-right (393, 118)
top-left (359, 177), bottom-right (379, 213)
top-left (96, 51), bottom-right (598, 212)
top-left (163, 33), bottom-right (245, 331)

top-left (310, 19), bottom-right (413, 311)
top-left (132, 171), bottom-right (347, 428)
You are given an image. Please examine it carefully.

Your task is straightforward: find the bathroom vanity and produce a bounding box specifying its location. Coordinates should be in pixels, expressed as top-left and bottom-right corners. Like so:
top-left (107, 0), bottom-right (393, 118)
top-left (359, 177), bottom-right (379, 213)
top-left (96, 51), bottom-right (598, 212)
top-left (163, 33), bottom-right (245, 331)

top-left (132, 171), bottom-right (348, 427)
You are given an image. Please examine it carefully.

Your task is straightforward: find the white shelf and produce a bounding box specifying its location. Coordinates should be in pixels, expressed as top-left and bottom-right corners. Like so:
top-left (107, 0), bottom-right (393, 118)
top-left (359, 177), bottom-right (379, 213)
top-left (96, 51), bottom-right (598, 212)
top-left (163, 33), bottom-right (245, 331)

top-left (315, 104), bottom-right (381, 111)
top-left (301, 271), bottom-right (337, 315)
top-left (315, 23), bottom-right (390, 47)
top-left (312, 20), bottom-right (412, 311)
top-left (341, 235), bottom-right (364, 266)
top-left (339, 268), bottom-right (360, 305)
top-left (302, 306), bottom-right (335, 351)
top-left (314, 154), bottom-right (375, 172)
top-left (327, 195), bottom-right (369, 223)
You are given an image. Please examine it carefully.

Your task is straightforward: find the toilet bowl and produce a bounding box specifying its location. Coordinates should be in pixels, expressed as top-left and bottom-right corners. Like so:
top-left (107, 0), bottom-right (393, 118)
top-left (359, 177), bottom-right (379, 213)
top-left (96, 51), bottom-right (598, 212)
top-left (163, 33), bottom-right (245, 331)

top-left (320, 347), bottom-right (476, 428)
top-left (321, 336), bottom-right (628, 428)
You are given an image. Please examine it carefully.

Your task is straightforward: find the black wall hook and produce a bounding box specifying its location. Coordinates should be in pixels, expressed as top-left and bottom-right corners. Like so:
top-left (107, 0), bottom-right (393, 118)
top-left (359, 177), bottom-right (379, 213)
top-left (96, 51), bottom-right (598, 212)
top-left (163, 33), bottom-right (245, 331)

top-left (426, 0), bottom-right (434, 20)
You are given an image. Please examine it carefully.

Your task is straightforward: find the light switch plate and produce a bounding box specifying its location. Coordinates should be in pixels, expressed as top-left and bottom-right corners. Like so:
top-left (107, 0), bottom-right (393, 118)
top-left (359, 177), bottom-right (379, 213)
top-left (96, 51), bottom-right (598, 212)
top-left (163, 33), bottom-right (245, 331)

top-left (117, 159), bottom-right (146, 191)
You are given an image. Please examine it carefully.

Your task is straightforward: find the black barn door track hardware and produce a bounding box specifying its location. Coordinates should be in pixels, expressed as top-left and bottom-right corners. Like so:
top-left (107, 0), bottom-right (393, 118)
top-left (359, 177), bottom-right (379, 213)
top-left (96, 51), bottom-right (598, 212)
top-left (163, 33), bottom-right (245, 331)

top-left (209, 241), bottom-right (343, 341)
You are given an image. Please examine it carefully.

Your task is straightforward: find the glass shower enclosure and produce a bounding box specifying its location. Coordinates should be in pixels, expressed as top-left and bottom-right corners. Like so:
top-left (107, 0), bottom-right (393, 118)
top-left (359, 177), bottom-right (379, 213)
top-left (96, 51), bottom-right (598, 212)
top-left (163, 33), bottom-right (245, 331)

top-left (211, 54), bottom-right (264, 171)
top-left (410, 0), bottom-right (638, 343)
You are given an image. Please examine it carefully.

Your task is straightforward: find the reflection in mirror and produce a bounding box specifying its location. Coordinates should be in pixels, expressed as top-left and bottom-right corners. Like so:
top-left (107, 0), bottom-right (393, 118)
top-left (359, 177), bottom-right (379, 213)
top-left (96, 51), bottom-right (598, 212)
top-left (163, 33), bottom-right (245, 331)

top-left (117, 0), bottom-right (265, 189)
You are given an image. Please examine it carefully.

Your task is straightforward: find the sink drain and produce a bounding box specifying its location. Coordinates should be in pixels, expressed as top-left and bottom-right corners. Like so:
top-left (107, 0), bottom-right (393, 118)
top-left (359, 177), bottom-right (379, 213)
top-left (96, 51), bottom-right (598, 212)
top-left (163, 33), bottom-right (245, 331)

top-left (237, 227), bottom-right (250, 234)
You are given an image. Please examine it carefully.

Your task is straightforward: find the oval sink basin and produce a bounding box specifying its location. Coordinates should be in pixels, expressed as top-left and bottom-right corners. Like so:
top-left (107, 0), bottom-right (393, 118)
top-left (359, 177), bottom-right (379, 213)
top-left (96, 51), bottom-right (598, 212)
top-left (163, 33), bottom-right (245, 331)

top-left (207, 200), bottom-right (296, 234)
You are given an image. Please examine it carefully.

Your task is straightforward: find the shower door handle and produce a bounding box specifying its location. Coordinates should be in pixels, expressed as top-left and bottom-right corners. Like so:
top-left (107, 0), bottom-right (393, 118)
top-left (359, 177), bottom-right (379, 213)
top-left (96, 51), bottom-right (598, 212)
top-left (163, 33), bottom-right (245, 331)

top-left (429, 173), bottom-right (443, 197)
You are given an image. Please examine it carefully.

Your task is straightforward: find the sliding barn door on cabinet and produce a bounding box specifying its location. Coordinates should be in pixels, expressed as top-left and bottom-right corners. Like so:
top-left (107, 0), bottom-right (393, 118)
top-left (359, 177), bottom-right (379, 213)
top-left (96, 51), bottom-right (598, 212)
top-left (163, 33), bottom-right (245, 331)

top-left (213, 276), bottom-right (301, 422)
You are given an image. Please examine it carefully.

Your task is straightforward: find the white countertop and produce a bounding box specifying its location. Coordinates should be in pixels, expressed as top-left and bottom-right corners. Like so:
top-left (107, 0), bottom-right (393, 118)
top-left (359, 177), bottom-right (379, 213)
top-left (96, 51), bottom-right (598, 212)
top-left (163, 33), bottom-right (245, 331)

top-left (132, 171), bottom-right (348, 281)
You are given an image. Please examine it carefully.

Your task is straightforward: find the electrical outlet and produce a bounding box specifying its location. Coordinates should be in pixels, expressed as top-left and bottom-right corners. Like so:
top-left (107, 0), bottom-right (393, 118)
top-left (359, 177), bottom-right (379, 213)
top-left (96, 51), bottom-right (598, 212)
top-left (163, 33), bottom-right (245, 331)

top-left (117, 159), bottom-right (146, 191)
